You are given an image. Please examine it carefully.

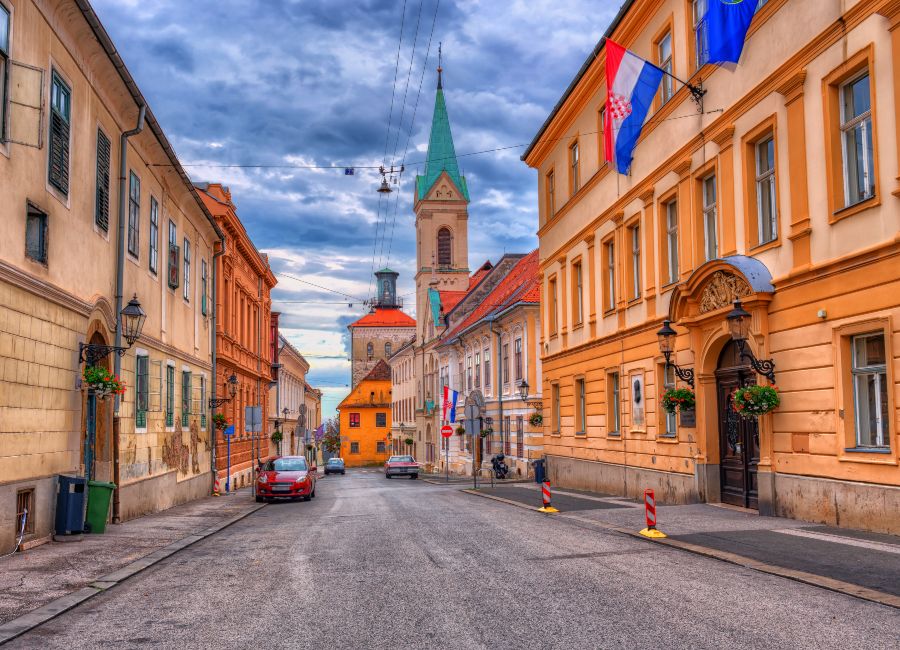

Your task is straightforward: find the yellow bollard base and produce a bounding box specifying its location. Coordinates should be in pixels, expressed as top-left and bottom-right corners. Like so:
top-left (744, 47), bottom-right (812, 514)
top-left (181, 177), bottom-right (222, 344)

top-left (639, 527), bottom-right (667, 538)
top-left (538, 506), bottom-right (560, 513)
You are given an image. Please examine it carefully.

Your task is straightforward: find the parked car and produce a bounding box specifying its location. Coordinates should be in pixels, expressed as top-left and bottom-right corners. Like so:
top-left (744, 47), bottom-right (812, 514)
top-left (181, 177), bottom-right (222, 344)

top-left (256, 456), bottom-right (316, 502)
top-left (384, 455), bottom-right (419, 479)
top-left (324, 458), bottom-right (346, 475)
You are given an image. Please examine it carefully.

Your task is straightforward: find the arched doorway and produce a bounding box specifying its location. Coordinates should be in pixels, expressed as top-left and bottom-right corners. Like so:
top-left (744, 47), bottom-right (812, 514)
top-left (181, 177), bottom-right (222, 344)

top-left (82, 329), bottom-right (113, 482)
top-left (715, 340), bottom-right (759, 509)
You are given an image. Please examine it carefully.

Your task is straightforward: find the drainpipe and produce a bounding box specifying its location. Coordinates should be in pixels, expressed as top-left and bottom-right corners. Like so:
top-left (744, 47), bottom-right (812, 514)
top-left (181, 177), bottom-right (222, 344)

top-left (111, 104), bottom-right (145, 524)
top-left (490, 317), bottom-right (502, 467)
top-left (209, 236), bottom-right (227, 489)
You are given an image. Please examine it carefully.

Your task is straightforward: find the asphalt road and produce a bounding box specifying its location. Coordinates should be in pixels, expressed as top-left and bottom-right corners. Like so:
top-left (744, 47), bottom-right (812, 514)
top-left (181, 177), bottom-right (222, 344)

top-left (10, 469), bottom-right (899, 649)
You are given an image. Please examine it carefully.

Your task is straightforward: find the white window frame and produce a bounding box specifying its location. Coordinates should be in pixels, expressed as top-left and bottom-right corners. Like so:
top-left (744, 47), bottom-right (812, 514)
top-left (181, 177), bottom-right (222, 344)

top-left (693, 0), bottom-right (709, 69)
top-left (631, 224), bottom-right (641, 299)
top-left (606, 242), bottom-right (615, 311)
top-left (574, 262), bottom-right (583, 324)
top-left (658, 31), bottom-right (673, 103)
top-left (662, 364), bottom-right (677, 438)
top-left (666, 201), bottom-right (679, 284)
top-left (755, 137), bottom-right (777, 245)
top-left (839, 72), bottom-right (874, 207)
top-left (609, 372), bottom-right (620, 435)
top-left (183, 238), bottom-right (191, 301)
top-left (576, 377), bottom-right (586, 434)
top-left (570, 141), bottom-right (580, 193)
top-left (851, 333), bottom-right (889, 448)
top-left (702, 175), bottom-right (718, 262)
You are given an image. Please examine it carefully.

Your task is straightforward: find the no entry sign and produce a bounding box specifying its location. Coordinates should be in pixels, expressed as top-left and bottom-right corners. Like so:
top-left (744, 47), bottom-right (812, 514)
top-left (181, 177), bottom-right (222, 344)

top-left (440, 425), bottom-right (454, 438)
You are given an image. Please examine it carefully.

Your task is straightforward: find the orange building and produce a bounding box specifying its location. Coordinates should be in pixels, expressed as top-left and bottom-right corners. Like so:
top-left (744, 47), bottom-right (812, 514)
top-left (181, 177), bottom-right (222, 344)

top-left (196, 183), bottom-right (277, 489)
top-left (338, 360), bottom-right (392, 467)
top-left (524, 0), bottom-right (899, 533)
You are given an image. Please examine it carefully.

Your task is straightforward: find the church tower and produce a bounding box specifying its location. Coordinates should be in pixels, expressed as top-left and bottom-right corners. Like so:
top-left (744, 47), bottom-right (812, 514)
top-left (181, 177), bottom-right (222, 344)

top-left (414, 62), bottom-right (470, 344)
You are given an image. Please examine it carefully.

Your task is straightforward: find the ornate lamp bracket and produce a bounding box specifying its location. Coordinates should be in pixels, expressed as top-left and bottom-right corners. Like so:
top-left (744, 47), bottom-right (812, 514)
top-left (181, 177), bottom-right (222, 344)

top-left (663, 351), bottom-right (695, 389)
top-left (736, 340), bottom-right (776, 384)
top-left (208, 397), bottom-right (233, 409)
top-left (79, 343), bottom-right (128, 367)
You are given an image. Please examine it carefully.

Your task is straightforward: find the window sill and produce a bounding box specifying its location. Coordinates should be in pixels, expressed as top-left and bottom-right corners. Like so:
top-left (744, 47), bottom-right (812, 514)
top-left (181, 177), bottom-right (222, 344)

top-left (829, 195), bottom-right (879, 224)
top-left (657, 434), bottom-right (679, 444)
top-left (843, 446), bottom-right (890, 454)
top-left (748, 237), bottom-right (781, 255)
top-left (627, 296), bottom-right (642, 307)
top-left (838, 447), bottom-right (896, 465)
top-left (572, 321), bottom-right (584, 330)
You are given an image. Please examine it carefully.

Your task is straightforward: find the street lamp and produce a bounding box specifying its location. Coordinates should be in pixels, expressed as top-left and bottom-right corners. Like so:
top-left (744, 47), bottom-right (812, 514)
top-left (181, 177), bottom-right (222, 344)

top-left (79, 295), bottom-right (147, 365)
top-left (517, 379), bottom-right (529, 401)
top-left (656, 320), bottom-right (695, 388)
top-left (725, 300), bottom-right (776, 383)
top-left (209, 373), bottom-right (238, 409)
top-left (376, 164), bottom-right (404, 194)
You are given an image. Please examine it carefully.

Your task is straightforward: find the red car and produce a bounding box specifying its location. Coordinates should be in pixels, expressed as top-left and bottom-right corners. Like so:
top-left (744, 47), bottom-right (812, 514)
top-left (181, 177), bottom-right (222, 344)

top-left (384, 455), bottom-right (419, 479)
top-left (256, 456), bottom-right (317, 502)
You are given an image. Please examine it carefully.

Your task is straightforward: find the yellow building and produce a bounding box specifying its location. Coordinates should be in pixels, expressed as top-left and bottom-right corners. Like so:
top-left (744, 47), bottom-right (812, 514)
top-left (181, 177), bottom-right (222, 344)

top-left (0, 0), bottom-right (223, 552)
top-left (524, 0), bottom-right (899, 533)
top-left (338, 360), bottom-right (392, 467)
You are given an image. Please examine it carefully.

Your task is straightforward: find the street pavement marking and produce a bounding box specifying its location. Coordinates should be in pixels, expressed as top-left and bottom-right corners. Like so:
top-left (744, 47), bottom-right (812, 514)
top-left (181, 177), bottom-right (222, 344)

top-left (773, 528), bottom-right (900, 555)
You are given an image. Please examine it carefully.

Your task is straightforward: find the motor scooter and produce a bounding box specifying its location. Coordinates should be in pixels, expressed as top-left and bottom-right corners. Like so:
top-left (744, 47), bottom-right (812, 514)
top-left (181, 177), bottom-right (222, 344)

top-left (491, 453), bottom-right (509, 479)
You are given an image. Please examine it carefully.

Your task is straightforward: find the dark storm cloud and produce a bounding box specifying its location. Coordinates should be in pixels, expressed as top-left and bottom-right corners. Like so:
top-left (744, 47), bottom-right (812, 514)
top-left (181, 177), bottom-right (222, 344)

top-left (92, 0), bottom-right (619, 415)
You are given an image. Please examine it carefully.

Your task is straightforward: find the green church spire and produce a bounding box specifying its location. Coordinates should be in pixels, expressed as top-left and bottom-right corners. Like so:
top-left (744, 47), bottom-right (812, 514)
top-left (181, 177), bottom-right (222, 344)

top-left (416, 59), bottom-right (469, 202)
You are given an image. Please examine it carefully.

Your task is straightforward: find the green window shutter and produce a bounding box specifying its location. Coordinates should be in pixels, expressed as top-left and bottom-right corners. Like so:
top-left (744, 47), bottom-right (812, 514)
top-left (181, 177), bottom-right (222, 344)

top-left (182, 371), bottom-right (191, 426)
top-left (166, 366), bottom-right (174, 427)
top-left (95, 130), bottom-right (111, 231)
top-left (48, 74), bottom-right (71, 194)
top-left (136, 356), bottom-right (149, 428)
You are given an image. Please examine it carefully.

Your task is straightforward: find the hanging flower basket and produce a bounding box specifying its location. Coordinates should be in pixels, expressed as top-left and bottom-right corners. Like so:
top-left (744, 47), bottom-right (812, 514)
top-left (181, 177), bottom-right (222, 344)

top-left (661, 387), bottom-right (696, 414)
top-left (270, 429), bottom-right (283, 443)
top-left (212, 413), bottom-right (228, 431)
top-left (528, 412), bottom-right (543, 427)
top-left (404, 437), bottom-right (414, 446)
top-left (480, 427), bottom-right (493, 438)
top-left (83, 365), bottom-right (126, 400)
top-left (733, 385), bottom-right (780, 418)
top-left (455, 425), bottom-right (466, 435)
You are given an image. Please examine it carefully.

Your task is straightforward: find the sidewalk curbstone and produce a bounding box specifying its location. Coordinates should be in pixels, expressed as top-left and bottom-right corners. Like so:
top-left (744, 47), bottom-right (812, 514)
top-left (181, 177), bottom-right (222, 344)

top-left (0, 502), bottom-right (266, 646)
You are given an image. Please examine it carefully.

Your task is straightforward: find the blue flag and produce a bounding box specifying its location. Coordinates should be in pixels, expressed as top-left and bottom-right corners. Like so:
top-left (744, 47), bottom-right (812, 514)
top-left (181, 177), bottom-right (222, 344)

top-left (705, 0), bottom-right (758, 65)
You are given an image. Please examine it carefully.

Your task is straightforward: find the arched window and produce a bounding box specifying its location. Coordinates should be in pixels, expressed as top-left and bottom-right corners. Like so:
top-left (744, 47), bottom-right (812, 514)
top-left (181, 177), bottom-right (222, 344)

top-left (367, 342), bottom-right (374, 359)
top-left (385, 342), bottom-right (392, 357)
top-left (437, 227), bottom-right (452, 266)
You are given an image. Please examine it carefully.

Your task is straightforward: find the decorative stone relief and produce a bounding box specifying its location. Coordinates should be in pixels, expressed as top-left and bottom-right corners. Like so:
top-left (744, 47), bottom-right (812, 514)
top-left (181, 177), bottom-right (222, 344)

top-left (698, 271), bottom-right (751, 314)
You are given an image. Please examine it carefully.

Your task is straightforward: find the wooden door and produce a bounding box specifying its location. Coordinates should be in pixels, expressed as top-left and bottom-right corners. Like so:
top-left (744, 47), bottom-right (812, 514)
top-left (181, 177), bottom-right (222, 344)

top-left (716, 342), bottom-right (760, 509)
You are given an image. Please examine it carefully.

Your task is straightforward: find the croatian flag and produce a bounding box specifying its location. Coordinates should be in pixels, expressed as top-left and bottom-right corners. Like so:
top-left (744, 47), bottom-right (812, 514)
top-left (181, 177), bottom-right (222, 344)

top-left (604, 39), bottom-right (664, 175)
top-left (704, 0), bottom-right (758, 65)
top-left (442, 385), bottom-right (458, 423)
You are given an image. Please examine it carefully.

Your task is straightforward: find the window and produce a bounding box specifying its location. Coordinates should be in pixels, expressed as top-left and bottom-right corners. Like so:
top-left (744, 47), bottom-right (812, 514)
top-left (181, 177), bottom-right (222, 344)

top-left (658, 30), bottom-right (674, 104)
top-left (504, 417), bottom-right (511, 456)
top-left (483, 346), bottom-right (491, 389)
top-left (692, 0), bottom-right (709, 69)
top-left (545, 170), bottom-right (555, 219)
top-left (608, 372), bottom-right (620, 435)
top-left (474, 352), bottom-right (481, 388)
top-left (0, 5), bottom-right (9, 141)
top-left (385, 342), bottom-right (392, 357)
top-left (376, 441), bottom-right (386, 454)
top-left (664, 200), bottom-right (679, 284)
top-left (516, 416), bottom-right (524, 457)
top-left (201, 259), bottom-right (208, 316)
top-left (183, 239), bottom-right (191, 301)
top-left (136, 355), bottom-right (149, 428)
top-left (755, 137), bottom-right (777, 245)
top-left (95, 130), bottom-right (111, 231)
top-left (25, 204), bottom-right (47, 264)
top-left (376, 412), bottom-right (387, 428)
top-left (661, 364), bottom-right (677, 438)
top-left (629, 223), bottom-right (641, 300)
top-left (16, 489), bottom-right (35, 535)
top-left (200, 375), bottom-right (207, 429)
top-left (367, 342), bottom-right (374, 359)
top-left (149, 198), bottom-right (159, 275)
top-left (350, 442), bottom-right (360, 454)
top-left (466, 355), bottom-right (473, 391)
top-left (575, 377), bottom-right (586, 434)
top-left (502, 343), bottom-right (510, 385)
top-left (166, 365), bottom-right (175, 428)
top-left (840, 73), bottom-right (874, 206)
top-left (48, 72), bottom-right (71, 194)
top-left (167, 220), bottom-right (179, 289)
top-left (851, 333), bottom-right (889, 448)
top-left (349, 413), bottom-right (360, 428)
top-left (181, 371), bottom-right (191, 427)
top-left (572, 261), bottom-right (583, 325)
top-left (702, 175), bottom-right (718, 261)
top-left (548, 276), bottom-right (558, 335)
top-left (437, 227), bottom-right (452, 267)
top-left (605, 241), bottom-right (615, 311)
top-left (570, 141), bottom-right (580, 194)
top-left (514, 338), bottom-right (523, 381)
top-left (127, 172), bottom-right (140, 257)
top-left (551, 383), bottom-right (560, 433)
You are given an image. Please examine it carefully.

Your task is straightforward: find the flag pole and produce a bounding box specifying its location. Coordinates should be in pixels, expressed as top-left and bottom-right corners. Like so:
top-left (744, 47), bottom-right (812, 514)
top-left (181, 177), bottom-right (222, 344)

top-left (650, 63), bottom-right (706, 111)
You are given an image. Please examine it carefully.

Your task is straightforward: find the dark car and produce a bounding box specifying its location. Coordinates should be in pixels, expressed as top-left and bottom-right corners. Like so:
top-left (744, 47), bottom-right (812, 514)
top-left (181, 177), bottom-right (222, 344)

top-left (256, 456), bottom-right (316, 502)
top-left (384, 455), bottom-right (419, 479)
top-left (324, 458), bottom-right (346, 475)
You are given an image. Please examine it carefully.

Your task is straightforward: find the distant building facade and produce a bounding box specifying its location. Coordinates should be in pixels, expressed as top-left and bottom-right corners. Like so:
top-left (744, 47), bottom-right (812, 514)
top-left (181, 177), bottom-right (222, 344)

top-left (338, 360), bottom-right (392, 466)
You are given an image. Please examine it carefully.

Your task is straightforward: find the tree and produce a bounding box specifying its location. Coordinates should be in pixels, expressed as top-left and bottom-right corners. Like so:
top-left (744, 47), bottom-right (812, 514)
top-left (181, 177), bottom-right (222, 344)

top-left (321, 417), bottom-right (342, 455)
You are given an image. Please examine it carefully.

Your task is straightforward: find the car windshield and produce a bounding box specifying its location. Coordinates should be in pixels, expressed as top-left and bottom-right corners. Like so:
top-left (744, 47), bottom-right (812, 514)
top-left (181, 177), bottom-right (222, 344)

top-left (267, 458), bottom-right (307, 472)
top-left (326, 459), bottom-right (343, 465)
top-left (389, 456), bottom-right (414, 463)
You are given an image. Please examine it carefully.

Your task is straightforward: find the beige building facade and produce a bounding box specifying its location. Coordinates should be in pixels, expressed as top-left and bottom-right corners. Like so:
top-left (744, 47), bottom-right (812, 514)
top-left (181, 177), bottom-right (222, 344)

top-left (524, 0), bottom-right (900, 532)
top-left (0, 0), bottom-right (224, 552)
top-left (388, 337), bottom-right (417, 456)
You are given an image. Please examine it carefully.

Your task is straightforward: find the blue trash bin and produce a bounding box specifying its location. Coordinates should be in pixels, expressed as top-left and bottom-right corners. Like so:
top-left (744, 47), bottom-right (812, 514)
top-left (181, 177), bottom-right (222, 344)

top-left (55, 475), bottom-right (86, 535)
top-left (533, 458), bottom-right (546, 484)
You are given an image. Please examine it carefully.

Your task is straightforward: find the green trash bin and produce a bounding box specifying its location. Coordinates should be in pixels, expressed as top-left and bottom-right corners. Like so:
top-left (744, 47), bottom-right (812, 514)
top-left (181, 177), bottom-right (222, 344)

top-left (85, 480), bottom-right (116, 534)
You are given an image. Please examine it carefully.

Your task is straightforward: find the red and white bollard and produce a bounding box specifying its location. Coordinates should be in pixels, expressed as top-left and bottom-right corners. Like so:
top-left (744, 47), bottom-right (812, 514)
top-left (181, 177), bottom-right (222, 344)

top-left (639, 488), bottom-right (666, 538)
top-left (213, 478), bottom-right (221, 497)
top-left (538, 480), bottom-right (558, 513)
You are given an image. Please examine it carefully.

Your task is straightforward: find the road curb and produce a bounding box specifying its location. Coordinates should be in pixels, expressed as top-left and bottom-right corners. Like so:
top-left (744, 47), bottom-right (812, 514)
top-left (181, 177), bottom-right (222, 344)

top-left (0, 502), bottom-right (266, 646)
top-left (461, 489), bottom-right (900, 610)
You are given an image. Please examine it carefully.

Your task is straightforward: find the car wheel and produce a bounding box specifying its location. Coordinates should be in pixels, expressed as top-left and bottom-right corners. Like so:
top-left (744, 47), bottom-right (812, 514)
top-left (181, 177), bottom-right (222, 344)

top-left (311, 487), bottom-right (316, 498)
top-left (386, 474), bottom-right (392, 479)
top-left (255, 496), bottom-right (264, 503)
top-left (341, 471), bottom-right (346, 475)
top-left (410, 474), bottom-right (418, 480)
top-left (303, 495), bottom-right (312, 502)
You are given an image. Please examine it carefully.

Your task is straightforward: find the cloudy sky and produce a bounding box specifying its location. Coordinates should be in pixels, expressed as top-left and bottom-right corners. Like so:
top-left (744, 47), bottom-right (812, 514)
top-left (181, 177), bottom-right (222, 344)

top-left (92, 0), bottom-right (620, 418)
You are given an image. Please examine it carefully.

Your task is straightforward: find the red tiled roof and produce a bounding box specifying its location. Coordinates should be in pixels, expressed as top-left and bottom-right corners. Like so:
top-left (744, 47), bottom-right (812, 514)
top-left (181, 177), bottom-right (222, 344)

top-left (438, 290), bottom-right (467, 313)
top-left (442, 249), bottom-right (540, 341)
top-left (468, 261), bottom-right (493, 289)
top-left (349, 307), bottom-right (416, 328)
top-left (363, 359), bottom-right (392, 381)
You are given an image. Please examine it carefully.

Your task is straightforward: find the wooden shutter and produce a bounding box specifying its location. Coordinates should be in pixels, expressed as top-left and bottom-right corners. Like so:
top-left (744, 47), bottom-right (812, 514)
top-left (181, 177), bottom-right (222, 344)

top-left (149, 360), bottom-right (163, 412)
top-left (6, 61), bottom-right (43, 148)
top-left (95, 130), bottom-right (111, 231)
top-left (168, 244), bottom-right (180, 289)
top-left (48, 93), bottom-right (70, 194)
